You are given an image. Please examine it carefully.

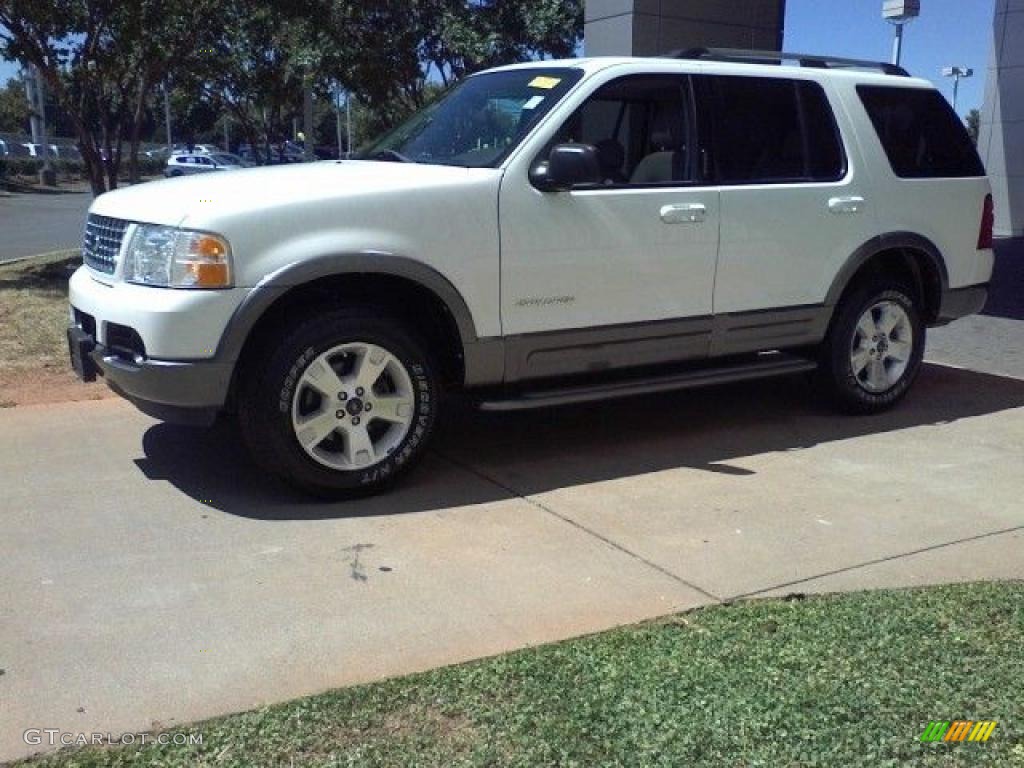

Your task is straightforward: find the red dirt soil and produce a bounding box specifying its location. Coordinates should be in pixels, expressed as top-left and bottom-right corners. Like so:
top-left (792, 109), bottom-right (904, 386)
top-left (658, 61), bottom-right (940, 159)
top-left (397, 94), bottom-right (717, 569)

top-left (0, 366), bottom-right (115, 407)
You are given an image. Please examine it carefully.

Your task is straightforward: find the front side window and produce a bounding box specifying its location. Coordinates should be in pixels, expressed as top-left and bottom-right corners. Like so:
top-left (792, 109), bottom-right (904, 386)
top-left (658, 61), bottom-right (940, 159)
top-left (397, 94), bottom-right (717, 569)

top-left (359, 68), bottom-right (582, 168)
top-left (857, 85), bottom-right (984, 178)
top-left (544, 75), bottom-right (693, 186)
top-left (700, 76), bottom-right (845, 185)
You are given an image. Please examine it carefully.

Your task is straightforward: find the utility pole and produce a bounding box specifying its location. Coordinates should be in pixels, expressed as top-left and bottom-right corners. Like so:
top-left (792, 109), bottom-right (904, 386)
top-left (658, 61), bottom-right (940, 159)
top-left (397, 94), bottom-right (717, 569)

top-left (891, 23), bottom-right (904, 67)
top-left (302, 75), bottom-right (314, 162)
top-left (335, 86), bottom-right (344, 158)
top-left (163, 82), bottom-right (173, 150)
top-left (882, 0), bottom-right (920, 67)
top-left (346, 93), bottom-right (353, 156)
top-left (24, 64), bottom-right (56, 186)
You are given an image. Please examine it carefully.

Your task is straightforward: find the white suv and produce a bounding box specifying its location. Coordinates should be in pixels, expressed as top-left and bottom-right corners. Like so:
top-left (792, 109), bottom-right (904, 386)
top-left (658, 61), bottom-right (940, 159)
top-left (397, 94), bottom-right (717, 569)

top-left (68, 49), bottom-right (994, 496)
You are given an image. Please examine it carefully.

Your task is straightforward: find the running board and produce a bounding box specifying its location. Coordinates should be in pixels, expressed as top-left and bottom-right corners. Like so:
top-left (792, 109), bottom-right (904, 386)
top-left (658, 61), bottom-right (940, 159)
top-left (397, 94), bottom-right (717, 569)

top-left (477, 354), bottom-right (817, 412)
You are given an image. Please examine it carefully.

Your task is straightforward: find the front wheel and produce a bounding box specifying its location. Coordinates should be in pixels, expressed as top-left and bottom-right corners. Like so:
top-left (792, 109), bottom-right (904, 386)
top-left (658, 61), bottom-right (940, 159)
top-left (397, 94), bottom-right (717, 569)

top-left (238, 308), bottom-right (439, 497)
top-left (817, 281), bottom-right (925, 413)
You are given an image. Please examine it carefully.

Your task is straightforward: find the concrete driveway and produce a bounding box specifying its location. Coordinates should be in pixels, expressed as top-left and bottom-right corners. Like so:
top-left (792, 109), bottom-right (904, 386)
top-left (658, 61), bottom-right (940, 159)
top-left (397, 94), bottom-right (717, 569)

top-left (2, 244), bottom-right (1023, 762)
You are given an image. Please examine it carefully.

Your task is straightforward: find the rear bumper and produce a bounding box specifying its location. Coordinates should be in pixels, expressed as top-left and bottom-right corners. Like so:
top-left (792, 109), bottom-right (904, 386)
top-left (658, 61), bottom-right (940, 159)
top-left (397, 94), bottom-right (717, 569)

top-left (936, 283), bottom-right (989, 324)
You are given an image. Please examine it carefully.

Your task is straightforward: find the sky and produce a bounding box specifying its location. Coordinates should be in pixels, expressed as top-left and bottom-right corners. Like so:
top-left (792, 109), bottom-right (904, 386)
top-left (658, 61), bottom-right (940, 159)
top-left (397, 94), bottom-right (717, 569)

top-left (0, 0), bottom-right (997, 119)
top-left (784, 0), bottom-right (995, 116)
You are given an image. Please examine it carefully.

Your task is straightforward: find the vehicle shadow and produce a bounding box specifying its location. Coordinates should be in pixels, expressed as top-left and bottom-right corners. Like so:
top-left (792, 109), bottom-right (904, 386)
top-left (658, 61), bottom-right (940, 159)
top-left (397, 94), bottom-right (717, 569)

top-left (136, 362), bottom-right (1024, 520)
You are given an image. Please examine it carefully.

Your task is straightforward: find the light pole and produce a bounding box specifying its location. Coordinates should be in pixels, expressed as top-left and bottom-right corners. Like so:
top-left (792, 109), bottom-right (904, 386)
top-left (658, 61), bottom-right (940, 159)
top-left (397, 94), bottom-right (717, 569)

top-left (163, 82), bottom-right (173, 150)
top-left (346, 92), bottom-right (353, 156)
top-left (23, 64), bottom-right (56, 186)
top-left (882, 0), bottom-right (920, 67)
top-left (942, 66), bottom-right (974, 113)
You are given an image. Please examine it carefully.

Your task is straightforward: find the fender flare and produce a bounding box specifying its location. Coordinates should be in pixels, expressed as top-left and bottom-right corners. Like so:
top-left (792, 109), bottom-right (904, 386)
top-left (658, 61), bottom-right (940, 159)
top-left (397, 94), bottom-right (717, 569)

top-left (824, 232), bottom-right (949, 308)
top-left (214, 252), bottom-right (479, 364)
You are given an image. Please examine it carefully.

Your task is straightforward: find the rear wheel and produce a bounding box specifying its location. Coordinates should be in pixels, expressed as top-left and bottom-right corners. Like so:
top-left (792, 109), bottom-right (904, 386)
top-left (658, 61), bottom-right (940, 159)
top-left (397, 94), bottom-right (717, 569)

top-left (238, 308), bottom-right (439, 496)
top-left (817, 280), bottom-right (925, 413)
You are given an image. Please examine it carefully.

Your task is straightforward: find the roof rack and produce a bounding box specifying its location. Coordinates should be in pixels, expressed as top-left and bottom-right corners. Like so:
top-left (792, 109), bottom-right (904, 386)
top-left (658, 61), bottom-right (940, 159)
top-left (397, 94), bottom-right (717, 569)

top-left (665, 47), bottom-right (910, 77)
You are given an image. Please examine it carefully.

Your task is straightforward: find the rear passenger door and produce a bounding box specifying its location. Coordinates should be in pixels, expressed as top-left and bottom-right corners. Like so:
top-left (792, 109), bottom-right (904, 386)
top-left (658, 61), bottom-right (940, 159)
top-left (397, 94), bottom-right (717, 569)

top-left (698, 76), bottom-right (877, 334)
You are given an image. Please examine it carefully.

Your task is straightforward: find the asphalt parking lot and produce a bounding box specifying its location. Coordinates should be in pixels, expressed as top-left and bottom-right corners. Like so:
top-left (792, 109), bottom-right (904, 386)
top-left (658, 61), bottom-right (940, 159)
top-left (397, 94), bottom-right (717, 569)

top-left (0, 191), bottom-right (91, 263)
top-left (1, 241), bottom-right (1022, 762)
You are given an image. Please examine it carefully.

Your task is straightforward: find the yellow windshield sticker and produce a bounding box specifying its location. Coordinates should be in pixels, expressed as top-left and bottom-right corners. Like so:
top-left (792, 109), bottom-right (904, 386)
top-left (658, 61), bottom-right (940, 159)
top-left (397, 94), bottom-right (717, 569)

top-left (529, 76), bottom-right (561, 90)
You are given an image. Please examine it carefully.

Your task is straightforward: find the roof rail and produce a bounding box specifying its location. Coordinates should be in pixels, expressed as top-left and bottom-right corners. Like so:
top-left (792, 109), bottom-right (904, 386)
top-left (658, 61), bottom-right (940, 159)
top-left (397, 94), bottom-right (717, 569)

top-left (664, 47), bottom-right (910, 77)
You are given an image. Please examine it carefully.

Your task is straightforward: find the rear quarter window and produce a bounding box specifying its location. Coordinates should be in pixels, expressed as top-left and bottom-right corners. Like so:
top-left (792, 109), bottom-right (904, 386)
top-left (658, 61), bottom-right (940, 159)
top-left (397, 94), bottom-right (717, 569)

top-left (701, 76), bottom-right (845, 185)
top-left (857, 85), bottom-right (984, 178)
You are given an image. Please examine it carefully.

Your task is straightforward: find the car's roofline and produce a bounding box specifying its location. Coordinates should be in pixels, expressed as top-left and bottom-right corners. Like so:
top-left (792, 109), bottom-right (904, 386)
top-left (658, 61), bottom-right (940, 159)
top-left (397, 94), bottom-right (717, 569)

top-left (482, 56), bottom-right (934, 88)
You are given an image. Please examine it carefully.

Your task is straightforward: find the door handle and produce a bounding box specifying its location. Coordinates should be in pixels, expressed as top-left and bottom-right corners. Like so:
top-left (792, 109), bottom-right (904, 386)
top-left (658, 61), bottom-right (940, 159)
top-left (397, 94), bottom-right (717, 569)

top-left (828, 196), bottom-right (865, 215)
top-left (660, 203), bottom-right (707, 224)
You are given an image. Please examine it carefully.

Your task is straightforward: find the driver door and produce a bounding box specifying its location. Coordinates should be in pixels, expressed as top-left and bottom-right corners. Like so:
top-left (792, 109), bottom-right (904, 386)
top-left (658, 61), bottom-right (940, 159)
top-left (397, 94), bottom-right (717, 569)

top-left (498, 75), bottom-right (720, 381)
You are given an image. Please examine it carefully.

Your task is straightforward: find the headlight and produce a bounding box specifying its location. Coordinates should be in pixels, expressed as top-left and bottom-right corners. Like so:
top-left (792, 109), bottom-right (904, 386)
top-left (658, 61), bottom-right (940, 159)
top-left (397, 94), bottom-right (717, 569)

top-left (124, 225), bottom-right (232, 289)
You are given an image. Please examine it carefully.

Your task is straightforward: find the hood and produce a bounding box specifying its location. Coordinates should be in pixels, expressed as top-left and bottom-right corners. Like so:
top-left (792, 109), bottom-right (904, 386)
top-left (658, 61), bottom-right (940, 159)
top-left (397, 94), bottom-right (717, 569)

top-left (88, 160), bottom-right (500, 229)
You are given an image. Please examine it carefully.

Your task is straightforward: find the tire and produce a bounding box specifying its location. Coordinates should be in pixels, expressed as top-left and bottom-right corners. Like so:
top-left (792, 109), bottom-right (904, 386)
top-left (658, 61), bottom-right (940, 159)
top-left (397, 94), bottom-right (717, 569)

top-left (238, 307), bottom-right (439, 497)
top-left (169, 170), bottom-right (183, 177)
top-left (817, 279), bottom-right (925, 414)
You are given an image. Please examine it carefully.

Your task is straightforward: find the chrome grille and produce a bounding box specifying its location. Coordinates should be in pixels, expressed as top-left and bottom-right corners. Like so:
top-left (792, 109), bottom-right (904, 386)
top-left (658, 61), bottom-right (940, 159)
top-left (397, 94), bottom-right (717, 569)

top-left (81, 215), bottom-right (129, 274)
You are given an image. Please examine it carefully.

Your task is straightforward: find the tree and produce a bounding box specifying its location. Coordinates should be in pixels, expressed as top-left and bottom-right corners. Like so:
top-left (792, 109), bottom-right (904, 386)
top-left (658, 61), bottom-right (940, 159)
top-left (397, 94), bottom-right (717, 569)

top-left (0, 76), bottom-right (29, 133)
top-left (0, 0), bottom-right (221, 193)
top-left (326, 0), bottom-right (583, 142)
top-left (1, 0), bottom-right (583, 188)
top-left (966, 108), bottom-right (980, 146)
top-left (179, 1), bottom-right (334, 162)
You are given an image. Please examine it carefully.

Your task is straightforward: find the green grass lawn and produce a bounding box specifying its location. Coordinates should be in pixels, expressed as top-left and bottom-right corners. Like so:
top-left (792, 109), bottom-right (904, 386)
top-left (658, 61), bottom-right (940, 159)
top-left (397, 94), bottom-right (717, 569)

top-left (17, 582), bottom-right (1023, 767)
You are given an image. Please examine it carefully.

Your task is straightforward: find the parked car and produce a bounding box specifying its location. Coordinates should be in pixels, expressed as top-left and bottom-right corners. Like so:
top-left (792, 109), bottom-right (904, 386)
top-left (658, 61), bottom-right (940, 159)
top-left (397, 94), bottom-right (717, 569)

top-left (45, 144), bottom-right (81, 160)
top-left (21, 142), bottom-right (46, 157)
top-left (2, 140), bottom-right (32, 157)
top-left (237, 141), bottom-right (306, 165)
top-left (169, 143), bottom-right (222, 156)
top-left (68, 50), bottom-right (993, 496)
top-left (164, 152), bottom-right (245, 176)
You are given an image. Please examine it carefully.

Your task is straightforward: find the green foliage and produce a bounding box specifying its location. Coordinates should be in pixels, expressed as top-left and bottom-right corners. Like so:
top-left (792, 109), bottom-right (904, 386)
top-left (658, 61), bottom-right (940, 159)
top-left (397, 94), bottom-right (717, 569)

top-left (0, 0), bottom-right (223, 192)
top-left (0, 76), bottom-right (30, 132)
top-left (329, 0), bottom-right (583, 122)
top-left (0, 154), bottom-right (164, 180)
top-left (966, 108), bottom-right (981, 146)
top-left (0, 0), bottom-right (583, 185)
top-left (14, 582), bottom-right (1024, 767)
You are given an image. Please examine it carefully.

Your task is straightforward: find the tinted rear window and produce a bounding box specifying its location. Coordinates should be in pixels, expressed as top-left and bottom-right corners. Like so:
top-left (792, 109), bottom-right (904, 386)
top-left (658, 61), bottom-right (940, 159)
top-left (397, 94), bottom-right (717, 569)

top-left (857, 86), bottom-right (984, 178)
top-left (702, 76), bottom-right (845, 185)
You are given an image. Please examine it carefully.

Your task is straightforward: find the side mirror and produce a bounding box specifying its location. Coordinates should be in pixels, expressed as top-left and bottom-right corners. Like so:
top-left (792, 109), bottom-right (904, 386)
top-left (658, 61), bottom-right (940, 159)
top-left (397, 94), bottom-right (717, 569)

top-left (530, 143), bottom-right (601, 192)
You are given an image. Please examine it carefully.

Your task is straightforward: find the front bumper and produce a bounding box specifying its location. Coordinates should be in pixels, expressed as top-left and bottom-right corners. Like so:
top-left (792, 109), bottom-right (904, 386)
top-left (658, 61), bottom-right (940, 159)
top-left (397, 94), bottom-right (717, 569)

top-left (68, 265), bottom-right (244, 425)
top-left (73, 334), bottom-right (231, 425)
top-left (937, 283), bottom-right (989, 324)
top-left (68, 266), bottom-right (245, 360)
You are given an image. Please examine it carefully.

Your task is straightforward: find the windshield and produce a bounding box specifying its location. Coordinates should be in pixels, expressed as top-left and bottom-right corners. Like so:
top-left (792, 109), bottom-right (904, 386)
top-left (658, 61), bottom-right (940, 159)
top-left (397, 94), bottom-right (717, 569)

top-left (359, 68), bottom-right (583, 168)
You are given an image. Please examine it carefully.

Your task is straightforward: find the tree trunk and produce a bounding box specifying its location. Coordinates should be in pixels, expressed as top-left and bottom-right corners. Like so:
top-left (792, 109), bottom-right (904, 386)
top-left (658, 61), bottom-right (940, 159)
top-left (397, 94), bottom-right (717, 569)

top-left (79, 140), bottom-right (107, 196)
top-left (127, 76), bottom-right (152, 184)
